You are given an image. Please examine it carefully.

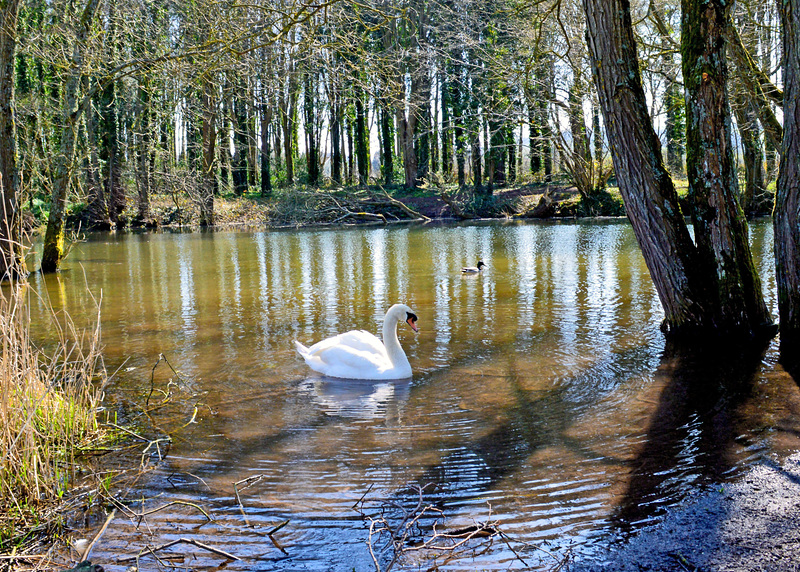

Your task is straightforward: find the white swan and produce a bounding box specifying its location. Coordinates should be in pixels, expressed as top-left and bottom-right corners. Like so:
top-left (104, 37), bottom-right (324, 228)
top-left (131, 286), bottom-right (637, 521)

top-left (295, 304), bottom-right (419, 380)
top-left (461, 261), bottom-right (486, 274)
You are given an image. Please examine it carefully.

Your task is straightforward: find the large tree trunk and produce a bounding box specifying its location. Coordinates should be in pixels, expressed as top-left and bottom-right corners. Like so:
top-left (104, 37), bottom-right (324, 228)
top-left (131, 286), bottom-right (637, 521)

top-left (41, 0), bottom-right (101, 273)
top-left (775, 0), bottom-right (800, 342)
top-left (582, 0), bottom-right (711, 333)
top-left (681, 0), bottom-right (772, 336)
top-left (0, 0), bottom-right (23, 279)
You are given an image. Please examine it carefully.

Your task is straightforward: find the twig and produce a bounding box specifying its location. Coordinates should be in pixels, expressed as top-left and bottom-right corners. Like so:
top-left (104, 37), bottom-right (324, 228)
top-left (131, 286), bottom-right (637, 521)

top-left (79, 508), bottom-right (116, 561)
top-left (233, 474), bottom-right (266, 526)
top-left (134, 500), bottom-right (213, 528)
top-left (375, 189), bottom-right (430, 221)
top-left (119, 538), bottom-right (239, 563)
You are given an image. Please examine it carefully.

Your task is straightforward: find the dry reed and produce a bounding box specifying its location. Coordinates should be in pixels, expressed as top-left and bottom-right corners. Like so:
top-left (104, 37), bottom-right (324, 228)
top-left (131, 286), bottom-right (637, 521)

top-left (0, 261), bottom-right (106, 549)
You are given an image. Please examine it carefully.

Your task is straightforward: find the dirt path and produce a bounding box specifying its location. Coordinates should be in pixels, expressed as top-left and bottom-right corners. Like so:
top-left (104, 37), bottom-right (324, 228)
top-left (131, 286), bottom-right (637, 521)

top-left (567, 452), bottom-right (800, 571)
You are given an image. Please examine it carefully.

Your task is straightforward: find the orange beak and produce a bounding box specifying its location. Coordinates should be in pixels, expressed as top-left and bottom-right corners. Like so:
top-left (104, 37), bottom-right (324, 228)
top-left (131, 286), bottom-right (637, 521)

top-left (407, 317), bottom-right (419, 332)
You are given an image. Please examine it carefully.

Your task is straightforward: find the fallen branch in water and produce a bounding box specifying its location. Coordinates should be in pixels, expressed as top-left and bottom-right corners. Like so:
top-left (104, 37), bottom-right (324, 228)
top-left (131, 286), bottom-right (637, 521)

top-left (232, 475), bottom-right (290, 554)
top-left (355, 483), bottom-right (526, 572)
top-left (118, 537), bottom-right (239, 563)
top-left (134, 500), bottom-right (213, 528)
top-left (78, 508), bottom-right (116, 561)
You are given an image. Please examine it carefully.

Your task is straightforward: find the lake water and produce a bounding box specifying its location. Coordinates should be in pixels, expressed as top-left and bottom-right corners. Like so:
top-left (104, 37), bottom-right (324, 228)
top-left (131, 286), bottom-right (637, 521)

top-left (29, 219), bottom-right (800, 571)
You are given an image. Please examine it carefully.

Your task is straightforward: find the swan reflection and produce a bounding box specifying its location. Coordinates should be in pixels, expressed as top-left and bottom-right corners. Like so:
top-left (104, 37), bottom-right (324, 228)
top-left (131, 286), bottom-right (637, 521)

top-left (299, 376), bottom-right (411, 420)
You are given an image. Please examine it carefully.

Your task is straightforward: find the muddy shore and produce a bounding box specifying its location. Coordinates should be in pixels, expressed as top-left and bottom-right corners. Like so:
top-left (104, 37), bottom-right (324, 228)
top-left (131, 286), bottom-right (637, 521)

top-left (567, 452), bottom-right (800, 571)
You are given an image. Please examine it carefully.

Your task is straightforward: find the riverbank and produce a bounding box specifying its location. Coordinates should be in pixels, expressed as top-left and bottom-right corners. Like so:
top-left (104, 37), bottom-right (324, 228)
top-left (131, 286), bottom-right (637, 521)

top-left (104, 183), bottom-right (590, 230)
top-left (567, 451), bottom-right (800, 571)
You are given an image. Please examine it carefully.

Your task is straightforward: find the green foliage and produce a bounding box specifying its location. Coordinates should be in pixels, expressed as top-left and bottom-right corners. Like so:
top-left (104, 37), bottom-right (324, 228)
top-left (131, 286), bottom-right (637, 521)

top-left (577, 188), bottom-right (626, 217)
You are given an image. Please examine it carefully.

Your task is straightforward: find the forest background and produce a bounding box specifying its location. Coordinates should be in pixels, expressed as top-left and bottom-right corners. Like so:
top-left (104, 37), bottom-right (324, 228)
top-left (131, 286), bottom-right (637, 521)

top-left (0, 0), bottom-right (778, 247)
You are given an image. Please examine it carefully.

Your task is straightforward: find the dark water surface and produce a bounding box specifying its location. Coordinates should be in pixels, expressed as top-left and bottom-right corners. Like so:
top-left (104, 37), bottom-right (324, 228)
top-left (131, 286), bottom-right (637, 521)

top-left (30, 219), bottom-right (800, 570)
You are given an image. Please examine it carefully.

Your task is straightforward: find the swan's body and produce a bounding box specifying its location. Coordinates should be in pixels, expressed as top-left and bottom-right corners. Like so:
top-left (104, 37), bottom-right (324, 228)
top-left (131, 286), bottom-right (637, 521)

top-left (295, 304), bottom-right (418, 380)
top-left (461, 261), bottom-right (486, 274)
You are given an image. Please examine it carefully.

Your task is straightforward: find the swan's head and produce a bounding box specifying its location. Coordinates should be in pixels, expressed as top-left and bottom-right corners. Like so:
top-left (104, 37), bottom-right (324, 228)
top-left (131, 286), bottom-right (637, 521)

top-left (388, 303), bottom-right (419, 332)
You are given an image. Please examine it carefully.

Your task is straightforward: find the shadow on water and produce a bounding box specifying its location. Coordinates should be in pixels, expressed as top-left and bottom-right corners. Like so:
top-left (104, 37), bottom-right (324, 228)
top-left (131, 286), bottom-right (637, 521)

top-left (610, 336), bottom-right (771, 534)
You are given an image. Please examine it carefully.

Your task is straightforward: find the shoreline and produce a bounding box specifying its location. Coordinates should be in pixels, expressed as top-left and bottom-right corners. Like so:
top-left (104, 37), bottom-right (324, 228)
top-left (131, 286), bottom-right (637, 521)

top-left (567, 451), bottom-right (800, 571)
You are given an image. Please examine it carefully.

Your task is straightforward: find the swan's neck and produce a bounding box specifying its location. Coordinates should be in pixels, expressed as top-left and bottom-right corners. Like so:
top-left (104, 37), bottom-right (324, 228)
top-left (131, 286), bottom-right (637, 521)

top-left (382, 316), bottom-right (409, 368)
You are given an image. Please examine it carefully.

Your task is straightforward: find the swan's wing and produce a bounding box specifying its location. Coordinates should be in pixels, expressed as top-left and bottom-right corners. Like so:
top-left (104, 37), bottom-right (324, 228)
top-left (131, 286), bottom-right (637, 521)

top-left (295, 330), bottom-right (394, 379)
top-left (304, 330), bottom-right (387, 357)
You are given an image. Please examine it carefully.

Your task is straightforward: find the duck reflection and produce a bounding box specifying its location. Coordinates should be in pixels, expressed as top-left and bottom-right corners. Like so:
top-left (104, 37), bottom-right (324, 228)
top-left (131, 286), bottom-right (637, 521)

top-left (298, 376), bottom-right (411, 420)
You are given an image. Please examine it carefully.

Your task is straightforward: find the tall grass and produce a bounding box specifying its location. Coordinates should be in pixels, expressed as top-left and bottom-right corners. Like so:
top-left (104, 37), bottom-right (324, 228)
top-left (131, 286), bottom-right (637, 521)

top-left (0, 262), bottom-right (105, 547)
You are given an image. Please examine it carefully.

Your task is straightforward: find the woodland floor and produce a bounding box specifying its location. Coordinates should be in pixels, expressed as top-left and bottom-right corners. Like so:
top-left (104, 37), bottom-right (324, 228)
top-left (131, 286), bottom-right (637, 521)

top-left (113, 183), bottom-right (585, 229)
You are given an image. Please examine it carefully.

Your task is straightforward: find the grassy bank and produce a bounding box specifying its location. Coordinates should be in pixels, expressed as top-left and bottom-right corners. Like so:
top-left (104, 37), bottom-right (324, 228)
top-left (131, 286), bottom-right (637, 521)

top-left (0, 266), bottom-right (106, 554)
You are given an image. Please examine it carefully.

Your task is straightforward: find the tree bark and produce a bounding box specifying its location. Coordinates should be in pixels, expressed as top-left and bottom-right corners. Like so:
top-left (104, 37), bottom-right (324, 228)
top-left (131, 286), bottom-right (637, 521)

top-left (681, 0), bottom-right (772, 335)
top-left (775, 0), bottom-right (800, 341)
top-left (582, 0), bottom-right (710, 333)
top-left (0, 0), bottom-right (23, 279)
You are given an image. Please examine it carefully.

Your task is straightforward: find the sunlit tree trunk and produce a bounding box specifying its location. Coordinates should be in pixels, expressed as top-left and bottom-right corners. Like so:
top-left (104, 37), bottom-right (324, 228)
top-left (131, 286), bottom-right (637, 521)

top-left (582, 0), bottom-right (711, 333)
top-left (775, 0), bottom-right (800, 341)
top-left (0, 0), bottom-right (23, 279)
top-left (41, 0), bottom-right (101, 273)
top-left (681, 0), bottom-right (772, 335)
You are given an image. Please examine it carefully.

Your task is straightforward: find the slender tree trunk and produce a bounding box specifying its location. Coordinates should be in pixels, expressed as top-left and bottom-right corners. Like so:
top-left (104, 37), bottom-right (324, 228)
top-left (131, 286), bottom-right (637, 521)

top-left (304, 71), bottom-right (319, 186)
top-left (100, 79), bottom-right (123, 225)
top-left (0, 0), bottom-right (22, 279)
top-left (260, 100), bottom-right (272, 196)
top-left (331, 101), bottom-right (342, 185)
top-left (441, 71), bottom-right (452, 182)
top-left (84, 79), bottom-right (107, 228)
top-left (775, 0), bottom-right (800, 341)
top-left (682, 0), bottom-right (772, 335)
top-left (451, 68), bottom-right (466, 186)
top-left (507, 124), bottom-right (516, 183)
top-left (355, 91), bottom-right (369, 185)
top-left (199, 81), bottom-right (216, 226)
top-left (540, 95), bottom-right (553, 182)
top-left (664, 80), bottom-right (685, 175)
top-left (135, 77), bottom-right (152, 225)
top-left (733, 92), bottom-right (767, 217)
top-left (380, 101), bottom-right (394, 186)
top-left (41, 0), bottom-right (101, 273)
top-left (232, 90), bottom-right (248, 196)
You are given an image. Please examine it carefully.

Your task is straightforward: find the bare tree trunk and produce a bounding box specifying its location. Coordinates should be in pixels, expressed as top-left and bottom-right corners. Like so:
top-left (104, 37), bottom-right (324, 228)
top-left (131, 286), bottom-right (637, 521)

top-left (0, 0), bottom-right (23, 279)
top-left (135, 78), bottom-right (153, 225)
top-left (199, 81), bottom-right (216, 226)
top-left (775, 0), bottom-right (800, 342)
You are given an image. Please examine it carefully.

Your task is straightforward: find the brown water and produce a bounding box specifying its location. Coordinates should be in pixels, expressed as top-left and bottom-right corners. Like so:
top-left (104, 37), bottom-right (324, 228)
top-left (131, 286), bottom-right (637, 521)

top-left (29, 219), bottom-right (800, 571)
